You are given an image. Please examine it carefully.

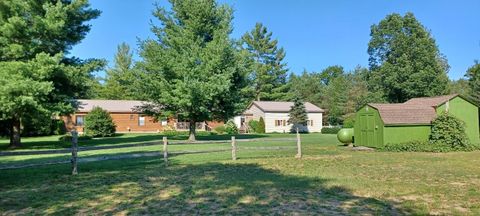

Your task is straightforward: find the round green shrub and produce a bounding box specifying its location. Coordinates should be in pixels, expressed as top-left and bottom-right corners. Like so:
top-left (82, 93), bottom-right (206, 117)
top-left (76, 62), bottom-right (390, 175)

top-left (248, 120), bottom-right (259, 133)
top-left (430, 112), bottom-right (470, 149)
top-left (84, 106), bottom-right (116, 137)
top-left (214, 125), bottom-right (226, 134)
top-left (225, 120), bottom-right (238, 135)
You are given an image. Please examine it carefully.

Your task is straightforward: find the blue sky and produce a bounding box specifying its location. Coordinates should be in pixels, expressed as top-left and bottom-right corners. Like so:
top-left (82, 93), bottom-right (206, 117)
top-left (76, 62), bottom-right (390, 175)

top-left (70, 0), bottom-right (480, 80)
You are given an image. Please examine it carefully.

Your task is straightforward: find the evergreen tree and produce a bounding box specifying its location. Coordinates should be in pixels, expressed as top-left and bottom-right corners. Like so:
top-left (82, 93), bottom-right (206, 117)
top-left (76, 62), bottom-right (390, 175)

top-left (288, 95), bottom-right (308, 132)
top-left (258, 117), bottom-right (266, 133)
top-left (0, 0), bottom-right (102, 147)
top-left (100, 43), bottom-right (141, 100)
top-left (368, 12), bottom-right (449, 103)
top-left (138, 0), bottom-right (250, 141)
top-left (465, 61), bottom-right (480, 105)
top-left (242, 23), bottom-right (288, 101)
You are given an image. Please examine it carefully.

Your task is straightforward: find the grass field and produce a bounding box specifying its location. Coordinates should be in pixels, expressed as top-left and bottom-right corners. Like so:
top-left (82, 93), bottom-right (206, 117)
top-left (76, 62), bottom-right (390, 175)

top-left (1, 133), bottom-right (479, 215)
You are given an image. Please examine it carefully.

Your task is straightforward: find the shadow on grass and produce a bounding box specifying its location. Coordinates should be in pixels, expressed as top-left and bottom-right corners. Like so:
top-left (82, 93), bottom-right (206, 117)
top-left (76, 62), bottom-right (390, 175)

top-left (0, 157), bottom-right (416, 215)
top-left (0, 133), bottom-right (270, 151)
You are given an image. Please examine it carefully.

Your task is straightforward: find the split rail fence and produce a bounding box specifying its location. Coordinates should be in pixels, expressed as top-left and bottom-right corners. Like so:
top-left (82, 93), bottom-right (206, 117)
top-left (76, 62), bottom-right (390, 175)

top-left (0, 132), bottom-right (303, 175)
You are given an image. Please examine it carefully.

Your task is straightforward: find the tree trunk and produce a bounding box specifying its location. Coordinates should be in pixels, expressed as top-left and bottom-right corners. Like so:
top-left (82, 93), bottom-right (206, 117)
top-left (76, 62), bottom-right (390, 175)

top-left (188, 120), bottom-right (196, 142)
top-left (9, 117), bottom-right (21, 148)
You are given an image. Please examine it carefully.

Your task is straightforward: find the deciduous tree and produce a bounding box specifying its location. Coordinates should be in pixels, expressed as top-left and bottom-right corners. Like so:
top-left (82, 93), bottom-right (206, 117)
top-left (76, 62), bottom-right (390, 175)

top-left (368, 12), bottom-right (449, 103)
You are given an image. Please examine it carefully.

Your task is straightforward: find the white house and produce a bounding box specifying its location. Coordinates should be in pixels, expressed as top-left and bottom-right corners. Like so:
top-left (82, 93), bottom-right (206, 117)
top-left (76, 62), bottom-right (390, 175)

top-left (234, 101), bottom-right (324, 133)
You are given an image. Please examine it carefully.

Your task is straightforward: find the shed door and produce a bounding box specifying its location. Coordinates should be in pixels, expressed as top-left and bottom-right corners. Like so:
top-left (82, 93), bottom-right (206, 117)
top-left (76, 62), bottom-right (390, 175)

top-left (360, 114), bottom-right (377, 147)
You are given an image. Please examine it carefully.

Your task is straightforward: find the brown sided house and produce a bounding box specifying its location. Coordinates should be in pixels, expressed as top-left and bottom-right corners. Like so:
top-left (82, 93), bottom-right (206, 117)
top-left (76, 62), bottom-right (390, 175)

top-left (63, 99), bottom-right (222, 133)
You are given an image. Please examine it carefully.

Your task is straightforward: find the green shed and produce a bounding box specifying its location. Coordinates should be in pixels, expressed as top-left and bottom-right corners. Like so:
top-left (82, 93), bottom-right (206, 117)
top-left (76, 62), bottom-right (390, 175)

top-left (354, 94), bottom-right (480, 148)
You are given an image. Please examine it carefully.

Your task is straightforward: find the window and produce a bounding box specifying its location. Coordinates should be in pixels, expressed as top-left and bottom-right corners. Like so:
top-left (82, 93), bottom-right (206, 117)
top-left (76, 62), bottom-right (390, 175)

top-left (75, 115), bottom-right (84, 126)
top-left (138, 116), bottom-right (145, 126)
top-left (275, 120), bottom-right (286, 127)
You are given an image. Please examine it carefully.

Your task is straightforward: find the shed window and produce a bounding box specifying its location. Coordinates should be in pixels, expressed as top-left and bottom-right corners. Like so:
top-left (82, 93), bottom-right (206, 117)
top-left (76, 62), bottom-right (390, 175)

top-left (75, 116), bottom-right (84, 126)
top-left (138, 116), bottom-right (145, 126)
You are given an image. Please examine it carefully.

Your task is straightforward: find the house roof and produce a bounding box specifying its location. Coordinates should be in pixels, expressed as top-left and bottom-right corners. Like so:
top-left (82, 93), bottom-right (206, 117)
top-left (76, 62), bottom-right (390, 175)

top-left (368, 103), bottom-right (437, 125)
top-left (403, 94), bottom-right (458, 107)
top-left (76, 99), bottom-right (147, 113)
top-left (251, 101), bottom-right (324, 113)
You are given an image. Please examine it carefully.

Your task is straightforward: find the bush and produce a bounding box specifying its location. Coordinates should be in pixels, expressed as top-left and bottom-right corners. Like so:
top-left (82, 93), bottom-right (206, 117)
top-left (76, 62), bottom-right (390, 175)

top-left (84, 106), bottom-right (116, 137)
top-left (225, 120), bottom-right (238, 135)
top-left (321, 127), bottom-right (341, 134)
top-left (214, 125), bottom-right (226, 134)
top-left (248, 120), bottom-right (262, 133)
top-left (382, 140), bottom-right (479, 152)
top-left (161, 125), bottom-right (178, 136)
top-left (21, 113), bottom-right (53, 136)
top-left (342, 114), bottom-right (355, 128)
top-left (430, 112), bottom-right (471, 149)
top-left (51, 119), bottom-right (67, 135)
top-left (257, 117), bottom-right (266, 133)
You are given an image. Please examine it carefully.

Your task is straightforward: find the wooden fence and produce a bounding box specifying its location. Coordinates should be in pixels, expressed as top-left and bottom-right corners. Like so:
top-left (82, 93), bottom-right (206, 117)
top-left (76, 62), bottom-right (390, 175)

top-left (0, 133), bottom-right (303, 175)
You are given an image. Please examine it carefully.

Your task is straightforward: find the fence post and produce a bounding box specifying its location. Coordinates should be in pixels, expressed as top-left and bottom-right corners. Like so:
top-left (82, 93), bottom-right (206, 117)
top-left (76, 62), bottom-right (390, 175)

top-left (231, 136), bottom-right (237, 161)
top-left (163, 136), bottom-right (168, 166)
top-left (295, 129), bottom-right (302, 159)
top-left (71, 130), bottom-right (78, 175)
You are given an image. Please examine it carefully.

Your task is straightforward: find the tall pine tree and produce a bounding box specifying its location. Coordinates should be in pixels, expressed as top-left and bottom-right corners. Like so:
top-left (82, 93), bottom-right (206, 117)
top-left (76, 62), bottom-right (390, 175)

top-left (288, 95), bottom-right (308, 133)
top-left (368, 12), bottom-right (449, 103)
top-left (242, 23), bottom-right (288, 101)
top-left (138, 0), bottom-right (250, 141)
top-left (100, 43), bottom-right (141, 100)
top-left (0, 0), bottom-right (102, 147)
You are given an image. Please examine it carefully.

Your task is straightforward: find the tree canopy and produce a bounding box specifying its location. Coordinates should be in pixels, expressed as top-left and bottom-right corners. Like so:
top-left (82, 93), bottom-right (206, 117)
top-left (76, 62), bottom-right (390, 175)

top-left (465, 61), bottom-right (480, 105)
top-left (242, 23), bottom-right (288, 101)
top-left (137, 0), bottom-right (250, 141)
top-left (98, 43), bottom-right (142, 100)
top-left (0, 0), bottom-right (102, 147)
top-left (367, 12), bottom-right (449, 103)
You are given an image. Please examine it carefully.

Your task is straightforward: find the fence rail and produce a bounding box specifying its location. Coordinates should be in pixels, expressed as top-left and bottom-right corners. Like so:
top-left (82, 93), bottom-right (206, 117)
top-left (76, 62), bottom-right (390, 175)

top-left (0, 138), bottom-right (297, 156)
top-left (0, 133), bottom-right (302, 173)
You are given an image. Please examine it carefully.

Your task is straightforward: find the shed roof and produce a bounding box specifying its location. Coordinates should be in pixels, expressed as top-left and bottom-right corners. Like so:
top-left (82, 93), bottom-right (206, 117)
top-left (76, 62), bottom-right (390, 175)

top-left (76, 99), bottom-right (147, 113)
top-left (368, 103), bottom-right (437, 125)
top-left (367, 94), bottom-right (464, 125)
top-left (251, 101), bottom-right (324, 113)
top-left (403, 94), bottom-right (458, 107)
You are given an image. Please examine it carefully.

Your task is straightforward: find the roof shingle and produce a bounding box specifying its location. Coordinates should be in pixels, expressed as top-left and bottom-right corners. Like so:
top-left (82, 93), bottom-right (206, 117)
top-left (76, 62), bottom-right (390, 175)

top-left (251, 101), bottom-right (324, 113)
top-left (76, 99), bottom-right (147, 113)
top-left (403, 94), bottom-right (458, 107)
top-left (368, 103), bottom-right (437, 125)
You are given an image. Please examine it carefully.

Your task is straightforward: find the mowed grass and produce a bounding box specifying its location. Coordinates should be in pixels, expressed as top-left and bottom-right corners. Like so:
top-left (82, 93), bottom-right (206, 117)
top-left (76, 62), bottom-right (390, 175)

top-left (0, 133), bottom-right (479, 215)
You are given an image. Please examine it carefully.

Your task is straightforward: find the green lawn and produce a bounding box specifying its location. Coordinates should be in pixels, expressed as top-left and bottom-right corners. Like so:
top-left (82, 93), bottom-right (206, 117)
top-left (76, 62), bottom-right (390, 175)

top-left (1, 133), bottom-right (479, 215)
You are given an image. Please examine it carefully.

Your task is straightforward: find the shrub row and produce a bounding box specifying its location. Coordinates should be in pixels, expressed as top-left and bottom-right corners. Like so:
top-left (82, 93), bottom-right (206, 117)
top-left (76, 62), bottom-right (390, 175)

top-left (321, 127), bottom-right (341, 134)
top-left (382, 141), bottom-right (480, 152)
